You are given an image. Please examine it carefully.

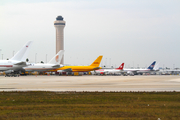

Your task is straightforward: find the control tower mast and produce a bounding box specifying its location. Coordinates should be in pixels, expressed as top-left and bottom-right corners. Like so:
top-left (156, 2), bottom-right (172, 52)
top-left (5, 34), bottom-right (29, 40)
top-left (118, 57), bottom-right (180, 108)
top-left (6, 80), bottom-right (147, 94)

top-left (54, 16), bottom-right (65, 64)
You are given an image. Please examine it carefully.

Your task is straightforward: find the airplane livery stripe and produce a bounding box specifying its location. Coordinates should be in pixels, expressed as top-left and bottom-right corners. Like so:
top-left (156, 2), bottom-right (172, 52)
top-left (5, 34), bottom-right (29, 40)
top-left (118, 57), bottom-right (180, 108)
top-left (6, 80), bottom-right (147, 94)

top-left (0, 65), bottom-right (13, 67)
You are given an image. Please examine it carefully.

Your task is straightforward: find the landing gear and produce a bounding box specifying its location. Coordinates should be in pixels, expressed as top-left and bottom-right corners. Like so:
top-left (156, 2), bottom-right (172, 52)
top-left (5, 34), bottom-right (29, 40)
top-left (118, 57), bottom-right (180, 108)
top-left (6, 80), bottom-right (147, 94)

top-left (5, 73), bottom-right (20, 77)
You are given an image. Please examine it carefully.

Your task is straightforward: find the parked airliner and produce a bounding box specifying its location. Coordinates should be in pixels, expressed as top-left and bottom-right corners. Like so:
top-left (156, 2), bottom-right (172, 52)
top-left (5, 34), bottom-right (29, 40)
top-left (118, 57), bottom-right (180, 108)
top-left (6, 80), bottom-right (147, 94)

top-left (0, 41), bottom-right (32, 77)
top-left (124, 61), bottom-right (156, 75)
top-left (23, 50), bottom-right (64, 72)
top-left (94, 63), bottom-right (124, 75)
top-left (50, 55), bottom-right (103, 73)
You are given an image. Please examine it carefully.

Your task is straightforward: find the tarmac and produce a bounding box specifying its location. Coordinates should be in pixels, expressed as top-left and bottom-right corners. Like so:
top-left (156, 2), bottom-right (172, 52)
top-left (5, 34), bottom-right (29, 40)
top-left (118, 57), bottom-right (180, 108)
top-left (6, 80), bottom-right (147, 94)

top-left (0, 75), bottom-right (180, 92)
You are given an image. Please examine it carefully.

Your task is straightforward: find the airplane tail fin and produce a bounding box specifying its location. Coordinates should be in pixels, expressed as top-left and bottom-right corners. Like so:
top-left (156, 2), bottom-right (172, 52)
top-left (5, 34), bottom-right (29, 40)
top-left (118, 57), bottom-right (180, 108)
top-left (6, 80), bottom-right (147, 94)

top-left (90, 55), bottom-right (103, 67)
top-left (116, 63), bottom-right (124, 70)
top-left (154, 62), bottom-right (160, 71)
top-left (147, 61), bottom-right (156, 70)
top-left (48, 50), bottom-right (64, 64)
top-left (10, 41), bottom-right (32, 61)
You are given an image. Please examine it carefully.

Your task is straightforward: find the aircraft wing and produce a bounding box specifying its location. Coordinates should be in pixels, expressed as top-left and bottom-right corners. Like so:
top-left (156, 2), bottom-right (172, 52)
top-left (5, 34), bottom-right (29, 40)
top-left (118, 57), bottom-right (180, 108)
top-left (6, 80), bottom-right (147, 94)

top-left (57, 68), bottom-right (72, 72)
top-left (14, 62), bottom-right (26, 65)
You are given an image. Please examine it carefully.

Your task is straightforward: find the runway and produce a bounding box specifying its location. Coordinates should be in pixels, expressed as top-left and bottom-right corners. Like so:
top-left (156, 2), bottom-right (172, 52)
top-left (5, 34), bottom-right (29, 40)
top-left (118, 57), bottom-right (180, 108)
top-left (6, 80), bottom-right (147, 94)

top-left (0, 75), bottom-right (180, 92)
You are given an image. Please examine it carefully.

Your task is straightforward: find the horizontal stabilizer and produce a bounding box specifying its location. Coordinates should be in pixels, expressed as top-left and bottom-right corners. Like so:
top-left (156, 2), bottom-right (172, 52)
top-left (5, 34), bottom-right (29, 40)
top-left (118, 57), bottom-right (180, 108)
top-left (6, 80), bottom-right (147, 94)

top-left (14, 62), bottom-right (26, 65)
top-left (52, 65), bottom-right (60, 68)
top-left (93, 67), bottom-right (101, 70)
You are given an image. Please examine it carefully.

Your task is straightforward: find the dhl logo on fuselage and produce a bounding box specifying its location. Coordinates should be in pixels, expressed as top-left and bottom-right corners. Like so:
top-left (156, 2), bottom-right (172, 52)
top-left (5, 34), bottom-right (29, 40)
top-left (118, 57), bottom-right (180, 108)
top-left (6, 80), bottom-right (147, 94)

top-left (93, 62), bottom-right (99, 64)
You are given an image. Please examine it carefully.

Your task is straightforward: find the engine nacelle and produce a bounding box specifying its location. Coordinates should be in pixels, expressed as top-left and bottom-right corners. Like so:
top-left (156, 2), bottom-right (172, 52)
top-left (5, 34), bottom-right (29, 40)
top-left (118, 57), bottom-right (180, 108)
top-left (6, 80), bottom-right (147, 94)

top-left (127, 71), bottom-right (134, 76)
top-left (57, 70), bottom-right (63, 73)
top-left (4, 70), bottom-right (14, 74)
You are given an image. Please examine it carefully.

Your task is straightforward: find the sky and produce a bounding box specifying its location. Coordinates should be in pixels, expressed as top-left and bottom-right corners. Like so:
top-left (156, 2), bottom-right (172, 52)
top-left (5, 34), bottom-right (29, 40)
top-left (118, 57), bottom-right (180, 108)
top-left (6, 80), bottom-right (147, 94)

top-left (0, 0), bottom-right (180, 68)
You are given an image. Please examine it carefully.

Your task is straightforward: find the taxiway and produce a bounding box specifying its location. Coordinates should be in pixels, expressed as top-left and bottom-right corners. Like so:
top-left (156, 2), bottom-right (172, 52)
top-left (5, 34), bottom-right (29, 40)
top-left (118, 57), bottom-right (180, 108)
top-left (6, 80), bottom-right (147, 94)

top-left (0, 75), bottom-right (180, 92)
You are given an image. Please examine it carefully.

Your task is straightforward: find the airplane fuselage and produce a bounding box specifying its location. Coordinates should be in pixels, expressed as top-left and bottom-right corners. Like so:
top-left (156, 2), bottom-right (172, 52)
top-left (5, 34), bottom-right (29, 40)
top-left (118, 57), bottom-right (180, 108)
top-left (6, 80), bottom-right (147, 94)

top-left (51, 66), bottom-right (102, 72)
top-left (23, 63), bottom-right (62, 72)
top-left (124, 68), bottom-right (152, 73)
top-left (50, 55), bottom-right (103, 73)
top-left (0, 60), bottom-right (26, 71)
top-left (95, 68), bottom-right (123, 74)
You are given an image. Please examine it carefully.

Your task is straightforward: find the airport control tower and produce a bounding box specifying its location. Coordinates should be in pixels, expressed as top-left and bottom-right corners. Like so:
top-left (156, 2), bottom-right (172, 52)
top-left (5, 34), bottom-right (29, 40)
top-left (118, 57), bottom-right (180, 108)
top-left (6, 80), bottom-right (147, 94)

top-left (54, 16), bottom-right (65, 64)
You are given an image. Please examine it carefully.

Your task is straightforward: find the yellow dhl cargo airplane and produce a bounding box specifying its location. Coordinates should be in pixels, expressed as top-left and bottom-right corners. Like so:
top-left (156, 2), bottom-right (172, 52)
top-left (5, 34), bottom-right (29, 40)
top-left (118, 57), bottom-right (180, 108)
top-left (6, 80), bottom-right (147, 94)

top-left (51, 55), bottom-right (103, 72)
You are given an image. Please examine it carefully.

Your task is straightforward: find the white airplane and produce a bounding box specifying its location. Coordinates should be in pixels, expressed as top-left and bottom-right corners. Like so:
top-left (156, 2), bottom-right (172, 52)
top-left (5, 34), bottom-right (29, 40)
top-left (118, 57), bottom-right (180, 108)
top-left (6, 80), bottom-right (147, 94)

top-left (94, 63), bottom-right (125, 75)
top-left (0, 41), bottom-right (32, 76)
top-left (23, 50), bottom-right (64, 72)
top-left (124, 61), bottom-right (156, 75)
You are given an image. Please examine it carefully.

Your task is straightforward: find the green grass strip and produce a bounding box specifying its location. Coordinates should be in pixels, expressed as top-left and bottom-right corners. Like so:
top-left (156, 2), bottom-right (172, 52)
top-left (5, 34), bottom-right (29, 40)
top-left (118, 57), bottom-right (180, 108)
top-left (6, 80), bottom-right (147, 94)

top-left (0, 91), bottom-right (179, 120)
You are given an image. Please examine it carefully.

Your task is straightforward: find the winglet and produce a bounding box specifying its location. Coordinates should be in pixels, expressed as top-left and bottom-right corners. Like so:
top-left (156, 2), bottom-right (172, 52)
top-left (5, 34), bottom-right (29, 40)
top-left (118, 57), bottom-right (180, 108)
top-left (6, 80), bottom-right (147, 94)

top-left (116, 63), bottom-right (124, 70)
top-left (10, 41), bottom-right (32, 61)
top-left (147, 61), bottom-right (156, 70)
top-left (90, 55), bottom-right (103, 67)
top-left (48, 50), bottom-right (64, 64)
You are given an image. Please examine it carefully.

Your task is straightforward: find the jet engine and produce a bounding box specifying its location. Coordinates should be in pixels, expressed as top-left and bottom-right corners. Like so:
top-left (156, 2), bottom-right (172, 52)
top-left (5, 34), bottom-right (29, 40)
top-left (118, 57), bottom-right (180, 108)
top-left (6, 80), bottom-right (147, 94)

top-left (127, 71), bottom-right (134, 76)
top-left (4, 70), bottom-right (14, 74)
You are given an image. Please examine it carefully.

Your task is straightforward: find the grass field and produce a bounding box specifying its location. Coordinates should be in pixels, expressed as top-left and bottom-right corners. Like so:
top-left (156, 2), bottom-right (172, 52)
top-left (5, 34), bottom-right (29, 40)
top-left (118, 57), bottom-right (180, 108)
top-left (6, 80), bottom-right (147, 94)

top-left (0, 91), bottom-right (180, 120)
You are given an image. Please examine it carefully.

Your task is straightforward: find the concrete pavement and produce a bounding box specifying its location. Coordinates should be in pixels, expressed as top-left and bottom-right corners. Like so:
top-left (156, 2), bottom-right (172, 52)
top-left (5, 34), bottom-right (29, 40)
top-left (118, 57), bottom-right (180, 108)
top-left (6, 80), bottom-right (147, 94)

top-left (0, 75), bottom-right (180, 92)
